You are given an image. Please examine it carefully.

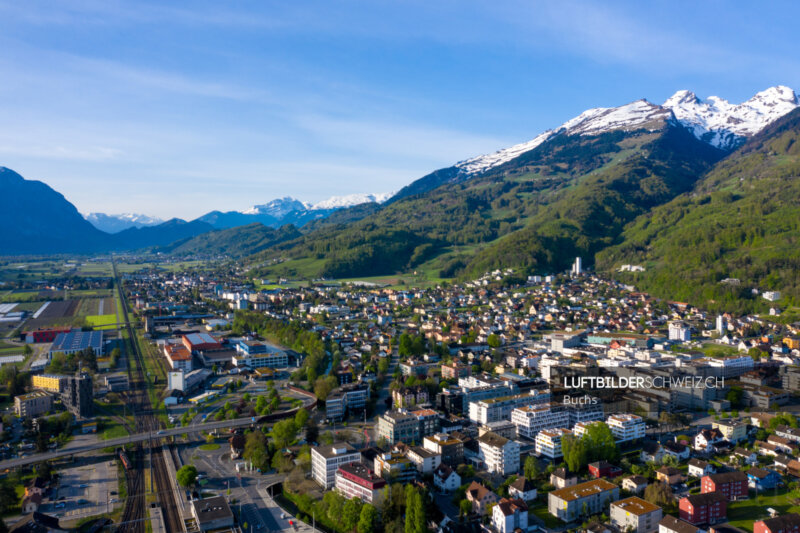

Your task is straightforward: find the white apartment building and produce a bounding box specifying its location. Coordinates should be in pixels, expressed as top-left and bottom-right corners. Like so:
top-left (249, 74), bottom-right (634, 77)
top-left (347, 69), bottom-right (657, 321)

top-left (668, 322), bottom-right (691, 342)
top-left (311, 442), bottom-right (361, 489)
top-left (511, 404), bottom-right (570, 439)
top-left (477, 431), bottom-right (520, 476)
top-left (468, 389), bottom-right (551, 425)
top-left (535, 428), bottom-right (571, 459)
top-left (406, 446), bottom-right (441, 474)
top-left (607, 414), bottom-right (646, 443)
top-left (707, 355), bottom-right (754, 378)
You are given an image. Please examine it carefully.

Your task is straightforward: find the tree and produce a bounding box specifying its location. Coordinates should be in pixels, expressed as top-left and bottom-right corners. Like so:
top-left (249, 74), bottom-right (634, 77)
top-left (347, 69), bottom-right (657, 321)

top-left (644, 483), bottom-right (674, 511)
top-left (343, 497), bottom-right (363, 532)
top-left (459, 499), bottom-right (472, 519)
top-left (271, 419), bottom-right (299, 449)
top-left (243, 431), bottom-right (270, 470)
top-left (487, 334), bottom-right (501, 348)
top-left (295, 408), bottom-right (310, 429)
top-left (206, 433), bottom-right (215, 444)
top-left (357, 503), bottom-right (377, 533)
top-left (583, 422), bottom-right (619, 462)
top-left (176, 465), bottom-right (198, 488)
top-left (524, 455), bottom-right (540, 481)
top-left (726, 386), bottom-right (744, 408)
top-left (325, 491), bottom-right (345, 526)
top-left (314, 375), bottom-right (338, 401)
top-left (561, 434), bottom-right (588, 473)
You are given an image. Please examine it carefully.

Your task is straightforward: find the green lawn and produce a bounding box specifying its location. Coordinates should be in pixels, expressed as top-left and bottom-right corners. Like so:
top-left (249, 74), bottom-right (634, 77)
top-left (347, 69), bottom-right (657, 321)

top-left (727, 489), bottom-right (800, 531)
top-left (86, 314), bottom-right (118, 330)
top-left (100, 420), bottom-right (130, 440)
top-left (199, 443), bottom-right (221, 451)
top-left (530, 503), bottom-right (562, 528)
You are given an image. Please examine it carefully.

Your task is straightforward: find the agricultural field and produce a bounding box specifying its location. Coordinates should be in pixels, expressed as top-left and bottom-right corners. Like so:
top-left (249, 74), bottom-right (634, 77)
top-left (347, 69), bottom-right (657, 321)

top-left (85, 314), bottom-right (118, 330)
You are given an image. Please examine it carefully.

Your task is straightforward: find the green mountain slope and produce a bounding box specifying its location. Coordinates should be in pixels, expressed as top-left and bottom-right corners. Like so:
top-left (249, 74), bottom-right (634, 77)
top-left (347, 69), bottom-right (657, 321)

top-left (159, 223), bottom-right (301, 257)
top-left (597, 108), bottom-right (800, 312)
top-left (249, 121), bottom-right (724, 280)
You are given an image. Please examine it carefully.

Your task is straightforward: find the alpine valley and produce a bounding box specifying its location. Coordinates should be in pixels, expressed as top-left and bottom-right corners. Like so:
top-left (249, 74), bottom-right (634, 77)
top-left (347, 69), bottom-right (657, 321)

top-left (3, 86), bottom-right (800, 310)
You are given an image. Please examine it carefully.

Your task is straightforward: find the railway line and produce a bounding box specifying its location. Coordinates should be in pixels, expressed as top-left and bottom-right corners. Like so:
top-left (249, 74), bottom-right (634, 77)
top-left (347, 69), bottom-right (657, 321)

top-left (113, 260), bottom-right (183, 533)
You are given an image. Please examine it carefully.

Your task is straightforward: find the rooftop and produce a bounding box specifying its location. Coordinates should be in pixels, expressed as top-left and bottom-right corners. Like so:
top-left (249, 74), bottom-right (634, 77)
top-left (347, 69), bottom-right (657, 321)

top-left (551, 479), bottom-right (617, 502)
top-left (611, 496), bottom-right (660, 516)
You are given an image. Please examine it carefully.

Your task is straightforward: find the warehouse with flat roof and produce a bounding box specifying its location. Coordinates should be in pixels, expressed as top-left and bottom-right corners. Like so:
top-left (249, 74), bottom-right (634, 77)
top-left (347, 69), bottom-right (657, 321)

top-left (49, 330), bottom-right (104, 357)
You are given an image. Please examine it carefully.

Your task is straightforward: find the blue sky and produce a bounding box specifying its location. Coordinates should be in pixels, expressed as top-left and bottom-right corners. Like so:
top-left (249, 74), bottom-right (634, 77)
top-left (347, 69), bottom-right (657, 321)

top-left (1, 1), bottom-right (798, 219)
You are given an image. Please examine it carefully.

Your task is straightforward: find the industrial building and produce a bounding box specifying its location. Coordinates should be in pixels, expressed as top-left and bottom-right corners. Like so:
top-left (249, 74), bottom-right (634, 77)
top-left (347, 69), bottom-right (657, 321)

top-left (49, 330), bottom-right (104, 357)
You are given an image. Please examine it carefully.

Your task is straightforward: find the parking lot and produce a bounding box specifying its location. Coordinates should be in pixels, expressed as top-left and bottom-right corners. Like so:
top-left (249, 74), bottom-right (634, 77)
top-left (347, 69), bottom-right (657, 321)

top-left (41, 457), bottom-right (120, 520)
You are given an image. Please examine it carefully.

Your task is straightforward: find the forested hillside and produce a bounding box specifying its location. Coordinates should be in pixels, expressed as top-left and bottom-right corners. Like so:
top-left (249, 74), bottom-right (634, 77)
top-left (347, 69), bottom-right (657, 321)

top-left (598, 108), bottom-right (800, 312)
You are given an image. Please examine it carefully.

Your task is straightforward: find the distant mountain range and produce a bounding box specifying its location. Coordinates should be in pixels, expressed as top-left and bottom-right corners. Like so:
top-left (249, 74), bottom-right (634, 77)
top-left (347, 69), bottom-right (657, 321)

top-left (4, 85), bottom-right (800, 311)
top-left (83, 192), bottom-right (393, 233)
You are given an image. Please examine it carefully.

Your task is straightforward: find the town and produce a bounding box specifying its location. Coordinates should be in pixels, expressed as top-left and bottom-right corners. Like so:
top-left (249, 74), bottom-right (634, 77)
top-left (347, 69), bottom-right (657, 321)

top-left (0, 256), bottom-right (799, 533)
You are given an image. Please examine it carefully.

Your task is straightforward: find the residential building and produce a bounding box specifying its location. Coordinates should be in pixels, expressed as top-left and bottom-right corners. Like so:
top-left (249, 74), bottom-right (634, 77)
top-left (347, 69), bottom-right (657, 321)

top-left (374, 450), bottom-right (416, 482)
top-left (423, 433), bottom-right (464, 466)
top-left (412, 408), bottom-right (440, 438)
top-left (589, 461), bottom-right (623, 479)
top-left (610, 497), bottom-right (663, 533)
top-left (747, 467), bottom-right (782, 490)
top-left (377, 410), bottom-right (422, 444)
top-left (234, 340), bottom-right (287, 367)
top-left (31, 374), bottom-right (67, 393)
top-left (311, 442), bottom-right (361, 489)
top-left (335, 462), bottom-right (386, 504)
top-left (694, 428), bottom-right (725, 451)
top-left (163, 343), bottom-right (193, 372)
top-left (707, 356), bottom-right (754, 378)
top-left (701, 472), bottom-right (748, 500)
top-left (548, 479), bottom-right (619, 522)
top-left (441, 362), bottom-right (470, 380)
top-left (511, 403), bottom-right (570, 439)
top-left (551, 467), bottom-right (578, 489)
top-left (406, 446), bottom-right (441, 474)
top-left (664, 441), bottom-right (691, 462)
top-left (623, 475), bottom-right (649, 495)
top-left (14, 391), bottom-right (52, 418)
top-left (712, 419), bottom-right (747, 443)
top-left (468, 389), bottom-right (550, 425)
top-left (62, 373), bottom-right (93, 419)
top-left (492, 498), bottom-right (528, 533)
top-left (754, 513), bottom-right (800, 533)
top-left (688, 459), bottom-right (715, 478)
top-left (606, 414), bottom-right (646, 442)
top-left (508, 477), bottom-right (537, 502)
top-left (466, 481), bottom-right (499, 515)
top-left (326, 384), bottom-right (369, 422)
top-left (433, 463), bottom-right (460, 493)
top-left (656, 467), bottom-right (685, 485)
top-left (679, 492), bottom-right (727, 525)
top-left (536, 428), bottom-right (571, 459)
top-left (669, 322), bottom-right (691, 342)
top-left (392, 386), bottom-right (429, 408)
top-left (659, 515), bottom-right (702, 533)
top-left (477, 431), bottom-right (520, 475)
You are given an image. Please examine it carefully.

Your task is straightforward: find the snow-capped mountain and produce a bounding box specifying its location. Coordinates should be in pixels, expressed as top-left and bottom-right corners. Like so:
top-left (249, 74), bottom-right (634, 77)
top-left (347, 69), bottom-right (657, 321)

top-left (309, 192), bottom-right (393, 210)
top-left (242, 196), bottom-right (309, 217)
top-left (662, 85), bottom-right (799, 149)
top-left (85, 212), bottom-right (164, 234)
top-left (452, 85), bottom-right (798, 179)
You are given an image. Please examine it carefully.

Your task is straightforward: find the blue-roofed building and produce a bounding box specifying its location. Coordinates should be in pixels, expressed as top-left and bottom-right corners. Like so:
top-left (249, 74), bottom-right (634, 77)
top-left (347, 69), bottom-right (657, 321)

top-left (747, 467), bottom-right (782, 490)
top-left (49, 330), bottom-right (104, 358)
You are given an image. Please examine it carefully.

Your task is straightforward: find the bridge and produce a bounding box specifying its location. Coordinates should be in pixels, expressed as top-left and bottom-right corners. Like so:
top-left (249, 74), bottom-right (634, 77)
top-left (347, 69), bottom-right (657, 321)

top-left (1, 382), bottom-right (317, 470)
top-left (0, 417), bottom-right (267, 470)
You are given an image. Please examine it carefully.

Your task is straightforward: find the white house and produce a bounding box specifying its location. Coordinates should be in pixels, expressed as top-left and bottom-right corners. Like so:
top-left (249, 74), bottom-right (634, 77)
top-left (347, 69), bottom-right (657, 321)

top-left (687, 459), bottom-right (715, 478)
top-left (434, 464), bottom-right (461, 493)
top-left (508, 477), bottom-right (537, 502)
top-left (492, 498), bottom-right (528, 533)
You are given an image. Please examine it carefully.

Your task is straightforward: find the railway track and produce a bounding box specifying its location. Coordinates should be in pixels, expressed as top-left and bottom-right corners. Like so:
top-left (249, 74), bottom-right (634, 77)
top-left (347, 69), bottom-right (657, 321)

top-left (113, 260), bottom-right (183, 533)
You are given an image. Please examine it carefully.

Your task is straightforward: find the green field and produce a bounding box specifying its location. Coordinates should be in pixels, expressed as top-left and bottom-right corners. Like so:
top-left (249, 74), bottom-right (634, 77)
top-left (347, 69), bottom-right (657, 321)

top-left (727, 489), bottom-right (800, 531)
top-left (86, 314), bottom-right (118, 330)
top-left (199, 443), bottom-right (220, 451)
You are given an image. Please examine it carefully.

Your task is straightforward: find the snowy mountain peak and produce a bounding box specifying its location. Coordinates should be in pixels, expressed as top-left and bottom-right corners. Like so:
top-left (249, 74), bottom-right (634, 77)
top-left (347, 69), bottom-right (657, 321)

top-left (309, 192), bottom-right (393, 210)
top-left (663, 85), bottom-right (799, 149)
top-left (558, 99), bottom-right (672, 136)
top-left (242, 197), bottom-right (309, 217)
top-left (85, 212), bottom-right (164, 233)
